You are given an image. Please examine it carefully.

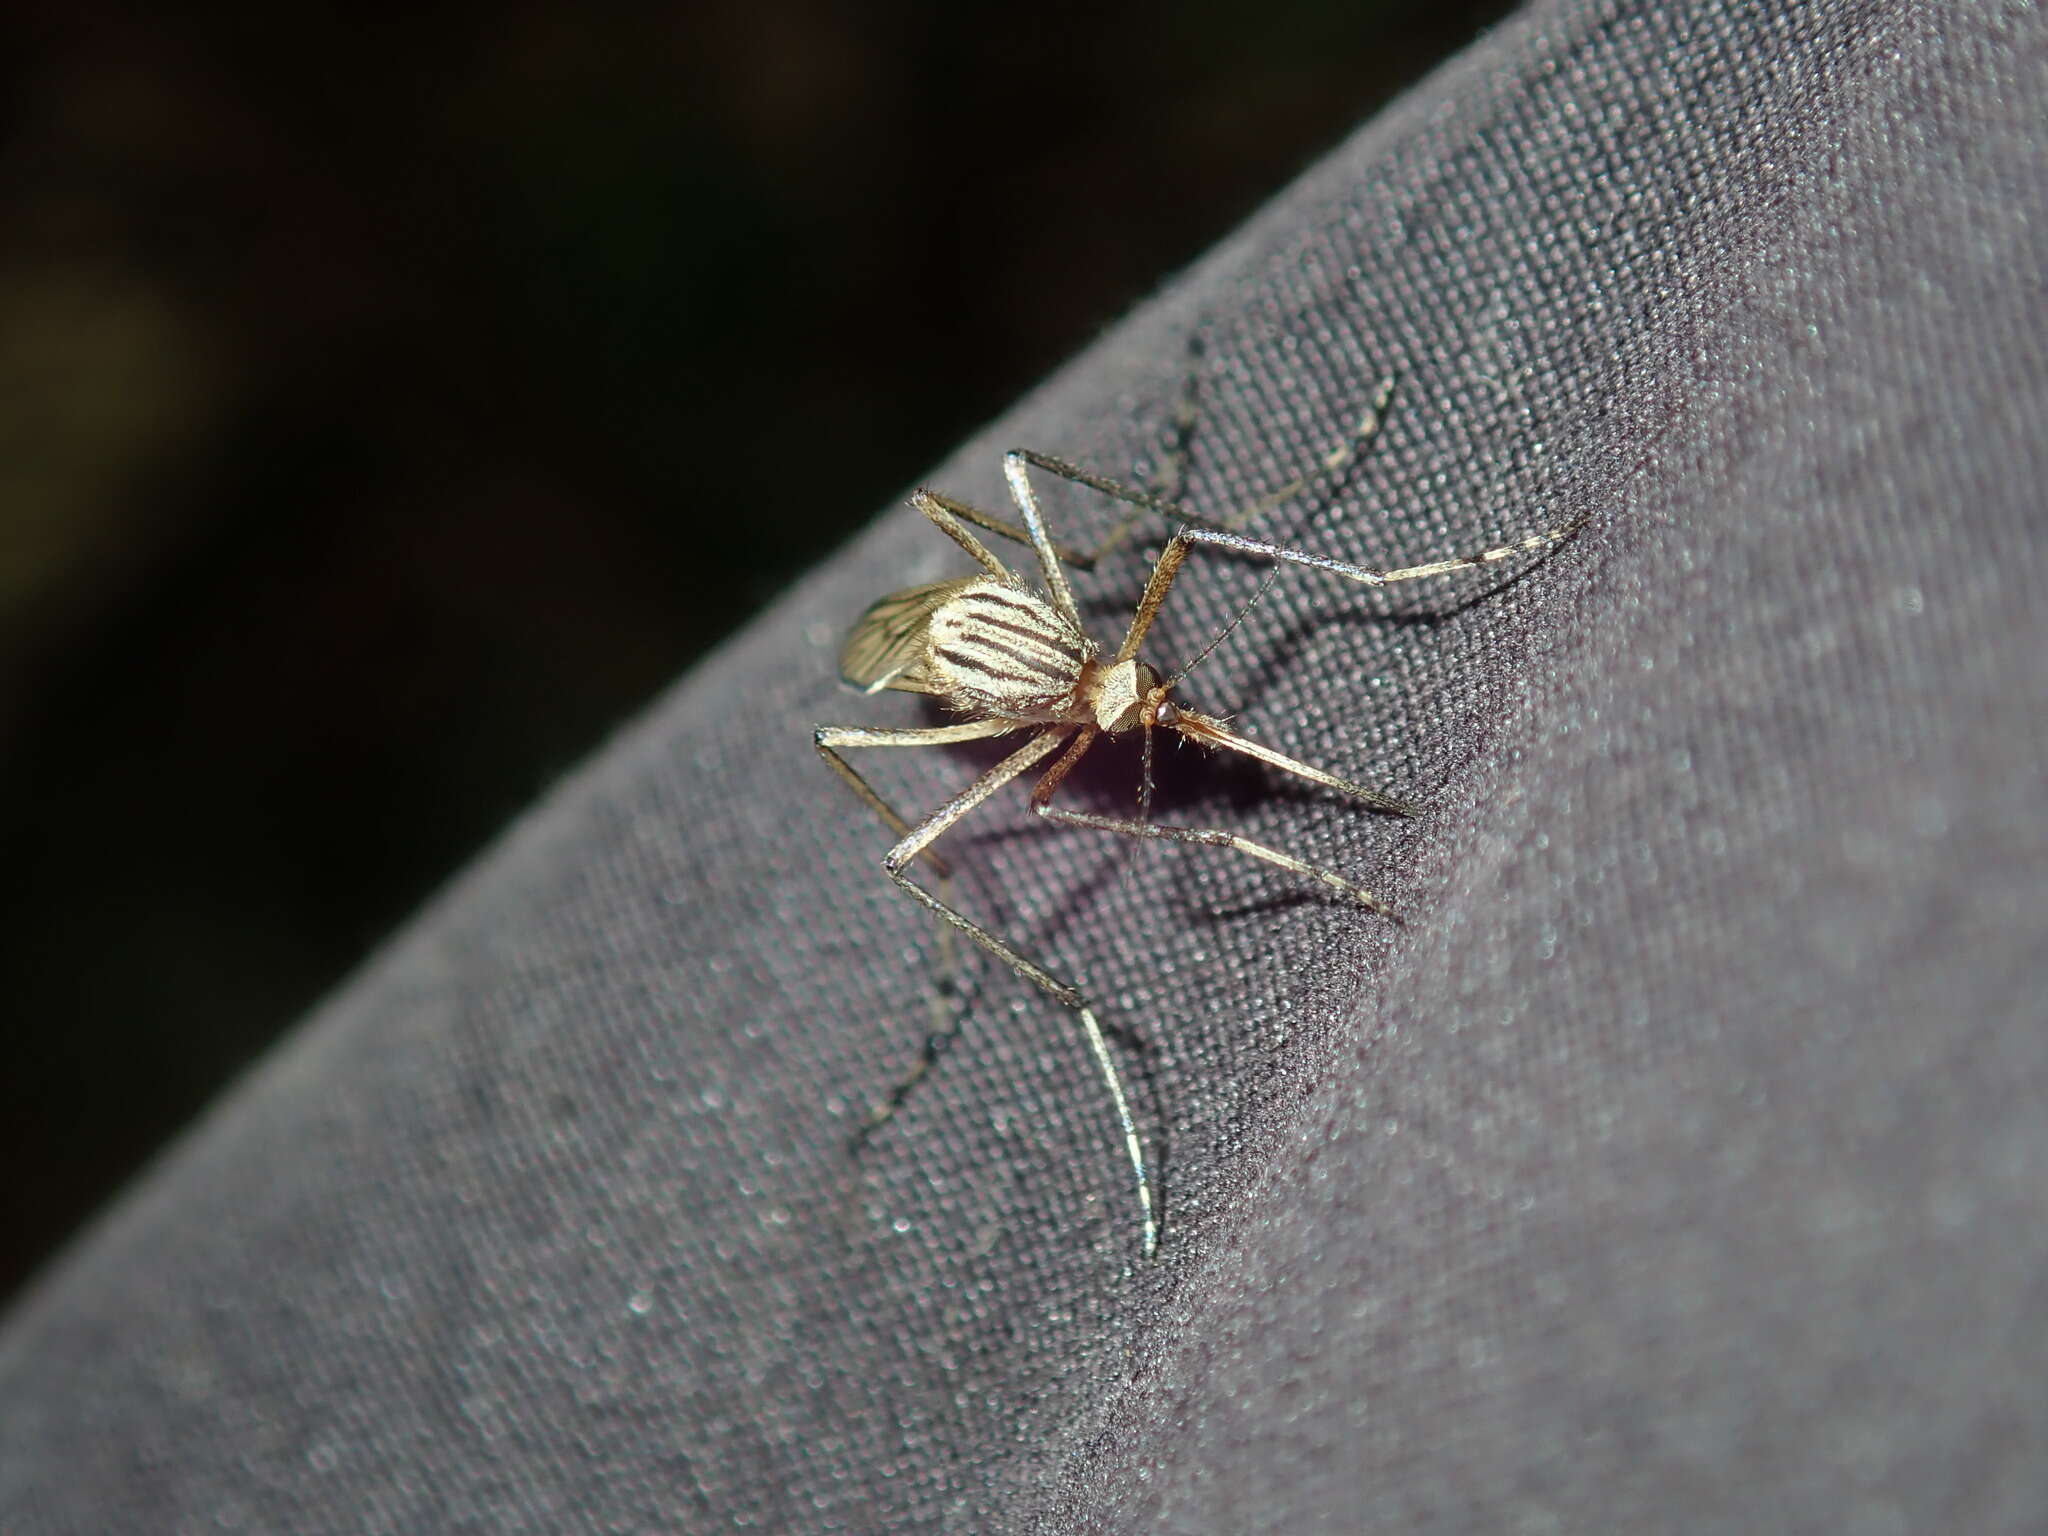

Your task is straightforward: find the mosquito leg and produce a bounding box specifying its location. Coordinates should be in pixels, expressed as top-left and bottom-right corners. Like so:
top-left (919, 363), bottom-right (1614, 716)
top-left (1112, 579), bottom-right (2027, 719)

top-left (1354, 510), bottom-right (1597, 584)
top-left (1103, 504), bottom-right (1590, 679)
top-left (1169, 513), bottom-right (1594, 589)
top-left (1035, 803), bottom-right (1394, 917)
top-left (1000, 455), bottom-right (1084, 630)
top-left (872, 726), bottom-right (1157, 1259)
top-left (909, 490), bottom-right (1020, 580)
top-left (992, 398), bottom-right (1391, 614)
top-left (1023, 716), bottom-right (1155, 921)
top-left (910, 362), bottom-right (1201, 575)
top-left (1113, 525), bottom-right (1198, 661)
top-left (1166, 708), bottom-right (1419, 816)
top-left (917, 478), bottom-right (1176, 575)
top-left (923, 466), bottom-right (1587, 601)
top-left (1011, 368), bottom-right (1587, 595)
top-left (927, 377), bottom-right (1400, 579)
top-left (814, 718), bottom-right (1021, 876)
top-left (887, 862), bottom-right (1156, 1261)
top-left (816, 718), bottom-right (1021, 1142)
top-left (1008, 372), bottom-right (1394, 541)
top-left (920, 490), bottom-right (1100, 570)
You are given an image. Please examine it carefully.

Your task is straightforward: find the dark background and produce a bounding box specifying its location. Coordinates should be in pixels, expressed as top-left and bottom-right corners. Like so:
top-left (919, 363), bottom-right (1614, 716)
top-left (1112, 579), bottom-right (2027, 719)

top-left (0, 0), bottom-right (1514, 1307)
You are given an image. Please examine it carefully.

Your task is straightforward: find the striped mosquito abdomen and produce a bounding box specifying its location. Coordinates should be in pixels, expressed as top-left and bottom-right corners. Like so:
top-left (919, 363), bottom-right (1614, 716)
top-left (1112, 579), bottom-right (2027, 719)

top-left (925, 579), bottom-right (1094, 718)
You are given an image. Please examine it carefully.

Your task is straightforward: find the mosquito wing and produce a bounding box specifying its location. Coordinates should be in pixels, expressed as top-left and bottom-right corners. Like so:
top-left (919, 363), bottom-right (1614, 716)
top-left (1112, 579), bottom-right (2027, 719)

top-left (839, 579), bottom-right (973, 694)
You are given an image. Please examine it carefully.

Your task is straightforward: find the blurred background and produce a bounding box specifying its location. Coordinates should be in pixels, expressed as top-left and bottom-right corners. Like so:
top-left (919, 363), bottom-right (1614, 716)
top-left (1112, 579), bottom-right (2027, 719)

top-left (0, 0), bottom-right (1514, 1308)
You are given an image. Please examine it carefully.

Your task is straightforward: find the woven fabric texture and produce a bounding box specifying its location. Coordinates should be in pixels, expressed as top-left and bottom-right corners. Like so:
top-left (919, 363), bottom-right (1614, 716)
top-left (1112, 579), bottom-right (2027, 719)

top-left (4, 0), bottom-right (2045, 1530)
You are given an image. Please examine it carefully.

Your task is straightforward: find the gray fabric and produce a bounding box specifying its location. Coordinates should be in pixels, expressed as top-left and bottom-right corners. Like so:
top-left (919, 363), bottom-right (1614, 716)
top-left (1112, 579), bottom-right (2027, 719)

top-left (4, 0), bottom-right (2044, 1530)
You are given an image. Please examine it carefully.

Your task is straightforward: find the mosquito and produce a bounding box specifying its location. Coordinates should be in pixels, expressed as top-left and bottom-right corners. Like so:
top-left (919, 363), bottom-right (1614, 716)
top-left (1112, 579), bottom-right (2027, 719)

top-left (817, 378), bottom-right (1587, 1260)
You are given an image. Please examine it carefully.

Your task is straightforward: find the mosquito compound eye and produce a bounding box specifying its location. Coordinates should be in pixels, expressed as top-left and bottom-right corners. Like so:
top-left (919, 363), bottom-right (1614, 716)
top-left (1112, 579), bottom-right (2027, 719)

top-left (1153, 700), bottom-right (1179, 727)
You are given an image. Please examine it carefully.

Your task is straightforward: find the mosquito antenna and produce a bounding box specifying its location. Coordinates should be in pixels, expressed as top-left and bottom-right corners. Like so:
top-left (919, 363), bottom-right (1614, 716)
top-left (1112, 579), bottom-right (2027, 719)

top-left (1167, 561), bottom-right (1283, 690)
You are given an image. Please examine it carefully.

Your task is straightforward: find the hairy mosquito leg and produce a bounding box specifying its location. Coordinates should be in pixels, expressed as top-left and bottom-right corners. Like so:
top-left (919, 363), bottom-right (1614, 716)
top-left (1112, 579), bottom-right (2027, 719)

top-left (814, 719), bottom-right (1020, 869)
top-left (908, 363), bottom-right (1198, 575)
top-left (1006, 372), bottom-right (1396, 548)
top-left (1162, 515), bottom-right (1594, 587)
top-left (816, 719), bottom-right (1018, 1142)
top-left (919, 490), bottom-right (1099, 569)
top-left (1007, 384), bottom-right (1589, 601)
top-left (1363, 513), bottom-right (1597, 583)
top-left (1000, 456), bottom-right (1084, 628)
top-left (887, 864), bottom-right (1156, 1260)
top-left (870, 726), bottom-right (1157, 1259)
top-left (908, 490), bottom-right (1022, 578)
top-left (1094, 509), bottom-right (1592, 671)
top-left (923, 376), bottom-right (1396, 575)
top-left (1166, 708), bottom-right (1420, 816)
top-left (1035, 804), bottom-right (1393, 916)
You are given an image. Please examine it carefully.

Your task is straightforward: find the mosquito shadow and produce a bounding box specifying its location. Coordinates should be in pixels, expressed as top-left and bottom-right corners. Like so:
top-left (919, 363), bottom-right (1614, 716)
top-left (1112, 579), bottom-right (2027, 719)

top-left (1188, 552), bottom-right (1564, 719)
top-left (1188, 888), bottom-right (1321, 925)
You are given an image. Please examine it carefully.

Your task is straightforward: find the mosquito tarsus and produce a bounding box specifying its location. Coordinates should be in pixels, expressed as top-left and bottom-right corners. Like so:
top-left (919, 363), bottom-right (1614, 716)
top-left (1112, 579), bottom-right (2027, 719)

top-left (817, 376), bottom-right (1588, 1262)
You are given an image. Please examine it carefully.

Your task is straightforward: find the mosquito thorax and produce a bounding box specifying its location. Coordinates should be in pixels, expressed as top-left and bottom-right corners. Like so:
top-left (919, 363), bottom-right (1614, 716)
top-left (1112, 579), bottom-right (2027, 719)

top-left (1091, 659), bottom-right (1163, 734)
